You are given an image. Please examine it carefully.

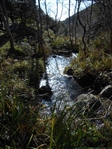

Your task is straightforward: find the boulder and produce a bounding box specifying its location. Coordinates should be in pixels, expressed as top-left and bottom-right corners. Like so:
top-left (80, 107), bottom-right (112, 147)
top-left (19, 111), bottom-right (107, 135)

top-left (75, 73), bottom-right (96, 88)
top-left (76, 93), bottom-right (102, 117)
top-left (65, 68), bottom-right (73, 75)
top-left (38, 85), bottom-right (53, 100)
top-left (100, 85), bottom-right (112, 100)
top-left (75, 72), bottom-right (110, 94)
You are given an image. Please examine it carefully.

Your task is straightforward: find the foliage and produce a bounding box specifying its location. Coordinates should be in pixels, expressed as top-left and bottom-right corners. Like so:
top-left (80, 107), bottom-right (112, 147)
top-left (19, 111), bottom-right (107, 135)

top-left (0, 95), bottom-right (40, 148)
top-left (0, 42), bottom-right (10, 51)
top-left (93, 33), bottom-right (110, 52)
top-left (1, 40), bottom-right (112, 148)
top-left (0, 2), bottom-right (112, 148)
top-left (51, 35), bottom-right (79, 52)
top-left (64, 35), bottom-right (112, 77)
top-left (1, 91), bottom-right (112, 148)
top-left (51, 36), bottom-right (66, 49)
top-left (0, 48), bottom-right (112, 149)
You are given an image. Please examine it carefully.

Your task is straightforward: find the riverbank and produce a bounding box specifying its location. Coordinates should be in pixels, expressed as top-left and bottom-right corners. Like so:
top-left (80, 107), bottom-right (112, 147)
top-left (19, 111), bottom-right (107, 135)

top-left (0, 34), bottom-right (112, 148)
top-left (63, 49), bottom-right (112, 136)
top-left (0, 45), bottom-right (112, 148)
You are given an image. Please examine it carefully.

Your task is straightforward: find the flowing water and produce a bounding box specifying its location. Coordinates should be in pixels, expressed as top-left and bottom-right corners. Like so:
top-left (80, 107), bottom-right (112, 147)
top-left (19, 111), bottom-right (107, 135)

top-left (39, 54), bottom-right (106, 131)
top-left (39, 54), bottom-right (83, 114)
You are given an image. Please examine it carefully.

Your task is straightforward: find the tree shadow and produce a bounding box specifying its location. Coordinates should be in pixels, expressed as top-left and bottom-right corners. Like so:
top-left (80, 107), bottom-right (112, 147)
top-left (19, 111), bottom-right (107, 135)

top-left (0, 23), bottom-right (38, 49)
top-left (0, 34), bottom-right (8, 47)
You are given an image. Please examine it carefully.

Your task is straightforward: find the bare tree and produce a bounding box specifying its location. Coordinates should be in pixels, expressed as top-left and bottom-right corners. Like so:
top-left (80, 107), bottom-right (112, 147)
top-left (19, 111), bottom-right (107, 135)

top-left (0, 0), bottom-right (14, 52)
top-left (86, 0), bottom-right (94, 44)
top-left (38, 0), bottom-right (49, 86)
top-left (77, 0), bottom-right (87, 52)
top-left (95, 0), bottom-right (112, 53)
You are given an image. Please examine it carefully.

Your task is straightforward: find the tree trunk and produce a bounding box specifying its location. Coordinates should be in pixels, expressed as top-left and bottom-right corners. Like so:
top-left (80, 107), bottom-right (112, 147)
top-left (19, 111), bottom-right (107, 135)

top-left (38, 0), bottom-right (49, 86)
top-left (110, 27), bottom-right (112, 54)
top-left (77, 2), bottom-right (87, 53)
top-left (0, 3), bottom-right (14, 52)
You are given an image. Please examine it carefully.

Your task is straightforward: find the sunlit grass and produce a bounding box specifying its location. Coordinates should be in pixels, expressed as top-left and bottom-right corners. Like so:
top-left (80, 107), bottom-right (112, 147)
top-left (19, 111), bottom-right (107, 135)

top-left (64, 48), bottom-right (112, 77)
top-left (0, 42), bottom-right (10, 51)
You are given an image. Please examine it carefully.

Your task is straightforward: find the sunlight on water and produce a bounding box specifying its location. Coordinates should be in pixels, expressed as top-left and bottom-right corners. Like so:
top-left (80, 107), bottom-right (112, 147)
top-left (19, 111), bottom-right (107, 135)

top-left (40, 53), bottom-right (80, 98)
top-left (39, 53), bottom-right (82, 114)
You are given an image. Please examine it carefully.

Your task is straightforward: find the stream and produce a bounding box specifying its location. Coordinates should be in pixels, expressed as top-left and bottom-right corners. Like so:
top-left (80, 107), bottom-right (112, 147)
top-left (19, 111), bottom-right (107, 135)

top-left (39, 54), bottom-right (83, 115)
top-left (39, 54), bottom-right (107, 130)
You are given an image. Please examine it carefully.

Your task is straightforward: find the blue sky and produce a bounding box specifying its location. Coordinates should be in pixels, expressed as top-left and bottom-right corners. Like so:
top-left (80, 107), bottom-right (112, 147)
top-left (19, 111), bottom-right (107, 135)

top-left (36, 0), bottom-right (94, 20)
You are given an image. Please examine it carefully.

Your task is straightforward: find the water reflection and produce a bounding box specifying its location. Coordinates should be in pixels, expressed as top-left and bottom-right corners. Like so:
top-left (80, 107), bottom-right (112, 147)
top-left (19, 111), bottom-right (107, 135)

top-left (39, 54), bottom-right (82, 114)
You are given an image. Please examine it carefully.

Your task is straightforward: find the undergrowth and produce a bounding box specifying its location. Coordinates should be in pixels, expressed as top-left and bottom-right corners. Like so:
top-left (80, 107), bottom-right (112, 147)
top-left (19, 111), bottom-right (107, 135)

top-left (0, 34), bottom-right (112, 148)
top-left (1, 94), bottom-right (112, 148)
top-left (65, 35), bottom-right (112, 76)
